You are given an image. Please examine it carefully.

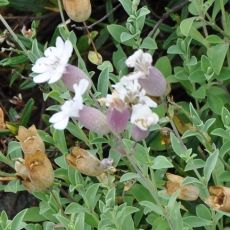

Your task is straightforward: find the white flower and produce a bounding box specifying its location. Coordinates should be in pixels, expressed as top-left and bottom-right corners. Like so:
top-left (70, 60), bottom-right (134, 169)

top-left (49, 79), bottom-right (89, 130)
top-left (130, 104), bottom-right (159, 131)
top-left (32, 36), bottom-right (73, 84)
top-left (113, 77), bottom-right (157, 107)
top-left (125, 49), bottom-right (152, 75)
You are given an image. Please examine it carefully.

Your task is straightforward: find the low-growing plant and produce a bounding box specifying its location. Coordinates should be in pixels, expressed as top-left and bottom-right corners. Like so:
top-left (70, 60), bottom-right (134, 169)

top-left (0, 0), bottom-right (230, 229)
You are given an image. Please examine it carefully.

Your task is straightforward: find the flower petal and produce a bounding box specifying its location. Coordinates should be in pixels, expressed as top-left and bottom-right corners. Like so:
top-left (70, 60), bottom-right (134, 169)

top-left (138, 66), bottom-right (167, 97)
top-left (62, 64), bottom-right (91, 92)
top-left (33, 72), bottom-right (51, 83)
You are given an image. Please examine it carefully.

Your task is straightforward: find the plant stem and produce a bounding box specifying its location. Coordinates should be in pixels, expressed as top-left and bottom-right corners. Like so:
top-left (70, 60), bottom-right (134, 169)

top-left (57, 0), bottom-right (66, 26)
top-left (82, 21), bottom-right (100, 60)
top-left (0, 14), bottom-right (29, 58)
top-left (126, 153), bottom-right (175, 229)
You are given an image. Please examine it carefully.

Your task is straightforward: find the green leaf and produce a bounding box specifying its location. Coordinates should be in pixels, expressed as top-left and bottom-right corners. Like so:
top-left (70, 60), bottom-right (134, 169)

top-left (118, 0), bottom-right (132, 15)
top-left (24, 207), bottom-right (47, 222)
top-left (0, 0), bottom-right (9, 6)
top-left (0, 151), bottom-right (14, 168)
top-left (11, 209), bottom-right (27, 230)
top-left (85, 183), bottom-right (100, 210)
top-left (52, 129), bottom-right (68, 154)
top-left (151, 156), bottom-right (173, 169)
top-left (170, 132), bottom-right (186, 157)
top-left (120, 172), bottom-right (140, 182)
top-left (203, 150), bottom-right (219, 183)
top-left (155, 56), bottom-right (172, 77)
top-left (107, 24), bottom-right (129, 43)
top-left (185, 159), bottom-right (205, 171)
top-left (7, 141), bottom-right (22, 160)
top-left (139, 201), bottom-right (163, 215)
top-left (20, 98), bottom-right (35, 126)
top-left (183, 216), bottom-right (212, 228)
top-left (207, 86), bottom-right (229, 114)
top-left (67, 121), bottom-right (89, 146)
top-left (207, 44), bottom-right (229, 75)
top-left (140, 37), bottom-right (157, 50)
top-left (191, 85), bottom-right (206, 99)
top-left (97, 67), bottom-right (109, 97)
top-left (189, 103), bottom-right (203, 126)
top-left (0, 55), bottom-right (27, 66)
top-left (180, 17), bottom-right (196, 36)
top-left (222, 107), bottom-right (230, 128)
top-left (196, 204), bottom-right (212, 220)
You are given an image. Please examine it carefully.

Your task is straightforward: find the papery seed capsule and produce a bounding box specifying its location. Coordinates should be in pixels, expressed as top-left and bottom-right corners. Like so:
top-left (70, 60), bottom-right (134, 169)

top-left (16, 125), bottom-right (45, 155)
top-left (165, 173), bottom-right (199, 201)
top-left (206, 186), bottom-right (230, 212)
top-left (15, 150), bottom-right (54, 192)
top-left (62, 0), bottom-right (92, 22)
top-left (67, 147), bottom-right (110, 176)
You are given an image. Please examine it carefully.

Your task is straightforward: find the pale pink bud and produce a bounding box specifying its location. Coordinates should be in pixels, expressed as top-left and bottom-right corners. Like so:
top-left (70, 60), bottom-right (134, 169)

top-left (138, 67), bottom-right (167, 97)
top-left (107, 107), bottom-right (130, 133)
top-left (100, 158), bottom-right (113, 169)
top-left (131, 125), bottom-right (149, 141)
top-left (62, 64), bottom-right (92, 92)
top-left (78, 106), bottom-right (110, 135)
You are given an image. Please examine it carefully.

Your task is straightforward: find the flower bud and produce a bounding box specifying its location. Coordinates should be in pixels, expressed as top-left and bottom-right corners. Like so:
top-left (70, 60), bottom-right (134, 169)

top-left (0, 107), bottom-right (6, 129)
top-left (66, 147), bottom-right (109, 176)
top-left (16, 125), bottom-right (45, 155)
top-left (165, 173), bottom-right (199, 201)
top-left (62, 64), bottom-right (92, 92)
top-left (138, 67), bottom-right (167, 97)
top-left (62, 0), bottom-right (92, 22)
top-left (131, 124), bottom-right (149, 141)
top-left (15, 150), bottom-right (54, 192)
top-left (107, 107), bottom-right (130, 133)
top-left (206, 186), bottom-right (230, 212)
top-left (78, 106), bottom-right (110, 135)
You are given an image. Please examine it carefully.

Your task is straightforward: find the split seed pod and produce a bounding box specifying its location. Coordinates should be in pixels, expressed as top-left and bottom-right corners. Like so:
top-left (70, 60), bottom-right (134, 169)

top-left (62, 0), bottom-right (92, 22)
top-left (15, 150), bottom-right (54, 192)
top-left (165, 173), bottom-right (199, 201)
top-left (67, 147), bottom-right (112, 176)
top-left (206, 186), bottom-right (230, 212)
top-left (16, 125), bottom-right (45, 155)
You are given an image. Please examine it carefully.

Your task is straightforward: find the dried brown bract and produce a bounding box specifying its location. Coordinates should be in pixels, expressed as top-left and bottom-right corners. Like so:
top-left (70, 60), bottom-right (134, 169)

top-left (15, 150), bottom-right (54, 192)
top-left (0, 107), bottom-right (6, 129)
top-left (165, 173), bottom-right (199, 201)
top-left (62, 0), bottom-right (91, 22)
top-left (16, 125), bottom-right (45, 155)
top-left (206, 186), bottom-right (230, 212)
top-left (67, 147), bottom-right (112, 176)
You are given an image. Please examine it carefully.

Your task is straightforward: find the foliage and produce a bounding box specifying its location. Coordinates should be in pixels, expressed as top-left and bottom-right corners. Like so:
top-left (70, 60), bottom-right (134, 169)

top-left (0, 0), bottom-right (230, 229)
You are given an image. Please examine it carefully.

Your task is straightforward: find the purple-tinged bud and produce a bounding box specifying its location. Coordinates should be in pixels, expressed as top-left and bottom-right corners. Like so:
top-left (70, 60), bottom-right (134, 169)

top-left (131, 125), bottom-right (149, 141)
top-left (62, 64), bottom-right (92, 92)
top-left (100, 158), bottom-right (113, 169)
top-left (138, 66), bottom-right (167, 97)
top-left (107, 107), bottom-right (130, 133)
top-left (78, 106), bottom-right (110, 135)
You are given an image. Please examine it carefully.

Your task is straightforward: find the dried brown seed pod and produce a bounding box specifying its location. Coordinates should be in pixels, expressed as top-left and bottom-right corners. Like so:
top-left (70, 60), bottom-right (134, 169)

top-left (15, 150), bottom-right (54, 192)
top-left (165, 173), bottom-right (199, 201)
top-left (67, 147), bottom-right (111, 176)
top-left (16, 125), bottom-right (45, 155)
top-left (206, 186), bottom-right (230, 212)
top-left (62, 0), bottom-right (92, 22)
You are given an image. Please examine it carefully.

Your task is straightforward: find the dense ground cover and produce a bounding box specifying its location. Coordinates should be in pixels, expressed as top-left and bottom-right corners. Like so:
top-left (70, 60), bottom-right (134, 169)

top-left (0, 0), bottom-right (230, 229)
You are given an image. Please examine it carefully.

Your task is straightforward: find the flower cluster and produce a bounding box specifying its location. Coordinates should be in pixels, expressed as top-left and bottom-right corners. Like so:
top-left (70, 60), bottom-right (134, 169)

top-left (31, 37), bottom-right (167, 141)
top-left (100, 49), bottom-right (167, 140)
